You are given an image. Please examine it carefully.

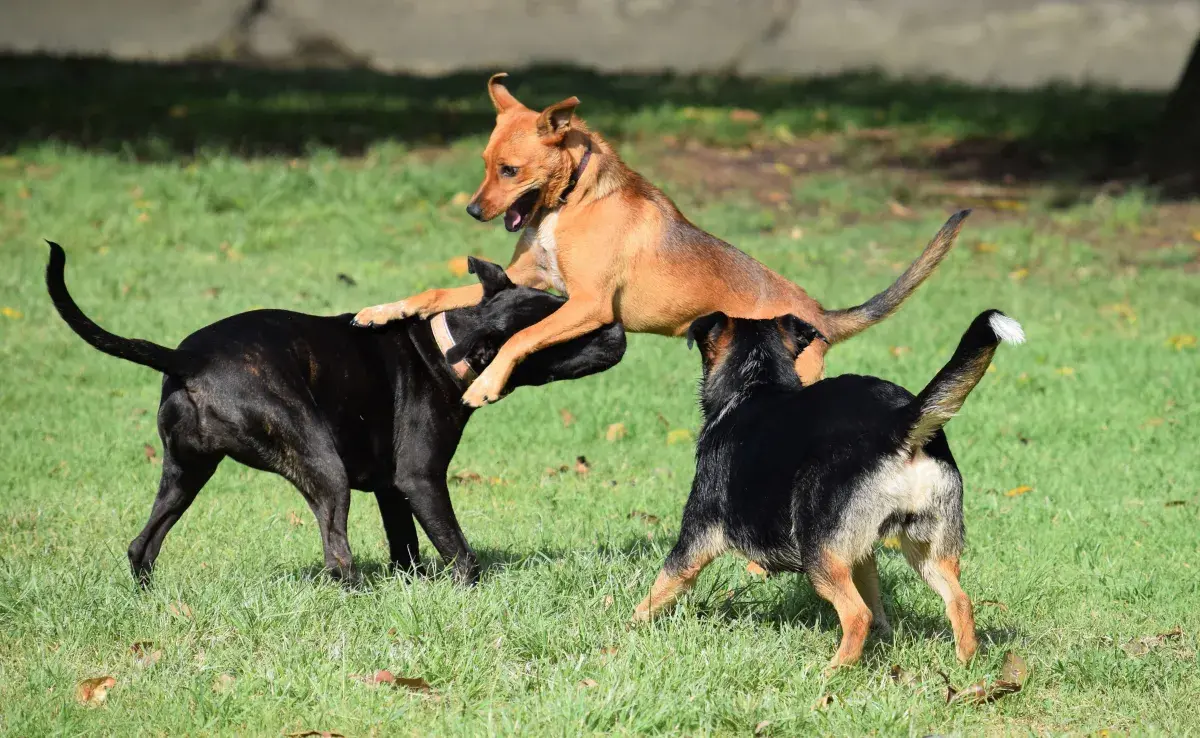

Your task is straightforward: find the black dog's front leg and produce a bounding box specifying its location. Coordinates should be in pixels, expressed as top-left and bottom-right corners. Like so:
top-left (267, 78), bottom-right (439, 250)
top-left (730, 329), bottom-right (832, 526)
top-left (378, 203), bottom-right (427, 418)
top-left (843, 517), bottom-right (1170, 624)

top-left (375, 487), bottom-right (421, 574)
top-left (396, 470), bottom-right (480, 586)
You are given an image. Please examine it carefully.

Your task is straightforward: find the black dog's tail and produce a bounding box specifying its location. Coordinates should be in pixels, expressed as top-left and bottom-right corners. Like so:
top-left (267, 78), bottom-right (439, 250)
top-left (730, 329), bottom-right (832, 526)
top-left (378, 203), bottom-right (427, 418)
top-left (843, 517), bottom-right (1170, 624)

top-left (900, 309), bottom-right (1024, 453)
top-left (822, 210), bottom-right (970, 344)
top-left (45, 241), bottom-right (197, 376)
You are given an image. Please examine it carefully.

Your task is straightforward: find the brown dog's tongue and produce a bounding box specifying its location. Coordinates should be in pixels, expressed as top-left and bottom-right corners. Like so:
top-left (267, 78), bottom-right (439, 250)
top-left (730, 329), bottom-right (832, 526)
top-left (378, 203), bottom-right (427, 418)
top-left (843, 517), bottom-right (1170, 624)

top-left (504, 206), bottom-right (522, 231)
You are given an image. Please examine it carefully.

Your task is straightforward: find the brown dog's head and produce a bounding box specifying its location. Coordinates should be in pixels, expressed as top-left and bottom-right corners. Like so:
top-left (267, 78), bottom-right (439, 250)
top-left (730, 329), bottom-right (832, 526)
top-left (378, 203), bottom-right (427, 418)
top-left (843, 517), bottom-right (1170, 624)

top-left (466, 73), bottom-right (582, 232)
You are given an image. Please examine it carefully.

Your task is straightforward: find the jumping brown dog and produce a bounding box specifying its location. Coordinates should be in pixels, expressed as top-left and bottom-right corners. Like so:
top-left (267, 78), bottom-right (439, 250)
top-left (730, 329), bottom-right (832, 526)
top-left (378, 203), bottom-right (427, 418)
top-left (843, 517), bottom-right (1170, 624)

top-left (354, 73), bottom-right (969, 407)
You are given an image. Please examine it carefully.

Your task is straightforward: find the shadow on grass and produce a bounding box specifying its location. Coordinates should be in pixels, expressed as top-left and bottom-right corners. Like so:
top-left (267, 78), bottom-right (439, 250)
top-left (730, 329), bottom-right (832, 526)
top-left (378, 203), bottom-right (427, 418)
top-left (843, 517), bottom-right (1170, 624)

top-left (0, 53), bottom-right (1170, 191)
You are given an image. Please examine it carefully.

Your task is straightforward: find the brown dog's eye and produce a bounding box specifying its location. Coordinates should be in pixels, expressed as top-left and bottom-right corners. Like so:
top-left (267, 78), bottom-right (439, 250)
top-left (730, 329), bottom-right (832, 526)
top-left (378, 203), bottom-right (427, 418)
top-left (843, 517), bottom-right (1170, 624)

top-left (499, 165), bottom-right (518, 178)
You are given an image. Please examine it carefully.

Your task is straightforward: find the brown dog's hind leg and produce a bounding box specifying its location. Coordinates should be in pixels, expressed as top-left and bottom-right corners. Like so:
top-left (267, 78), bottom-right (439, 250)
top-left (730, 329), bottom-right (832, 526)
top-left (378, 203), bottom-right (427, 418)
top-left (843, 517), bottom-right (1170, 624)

top-left (809, 549), bottom-right (873, 668)
top-left (900, 538), bottom-right (978, 663)
top-left (852, 553), bottom-right (891, 635)
top-left (633, 528), bottom-right (726, 622)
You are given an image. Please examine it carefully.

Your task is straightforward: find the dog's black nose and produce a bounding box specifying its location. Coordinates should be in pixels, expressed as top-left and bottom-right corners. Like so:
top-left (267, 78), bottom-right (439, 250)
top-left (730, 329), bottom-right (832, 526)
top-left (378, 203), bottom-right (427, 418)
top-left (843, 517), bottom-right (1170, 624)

top-left (465, 202), bottom-right (484, 221)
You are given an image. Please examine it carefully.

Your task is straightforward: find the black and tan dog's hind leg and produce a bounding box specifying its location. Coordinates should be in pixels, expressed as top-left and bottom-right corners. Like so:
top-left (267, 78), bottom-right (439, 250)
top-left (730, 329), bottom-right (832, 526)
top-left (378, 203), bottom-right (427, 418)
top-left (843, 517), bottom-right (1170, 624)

top-left (900, 538), bottom-right (977, 663)
top-left (852, 553), bottom-right (891, 636)
top-left (808, 549), bottom-right (875, 669)
top-left (632, 527), bottom-right (728, 622)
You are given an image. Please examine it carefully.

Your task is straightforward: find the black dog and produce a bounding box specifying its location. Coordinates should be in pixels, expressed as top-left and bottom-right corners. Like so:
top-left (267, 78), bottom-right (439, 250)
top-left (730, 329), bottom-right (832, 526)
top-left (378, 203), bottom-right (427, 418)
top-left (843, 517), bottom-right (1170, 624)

top-left (46, 243), bottom-right (625, 586)
top-left (633, 308), bottom-right (1023, 668)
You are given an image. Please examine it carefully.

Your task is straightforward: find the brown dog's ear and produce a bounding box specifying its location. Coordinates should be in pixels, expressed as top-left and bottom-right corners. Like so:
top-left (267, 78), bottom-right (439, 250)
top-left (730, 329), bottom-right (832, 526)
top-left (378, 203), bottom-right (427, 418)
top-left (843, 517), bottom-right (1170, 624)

top-left (468, 256), bottom-right (515, 299)
top-left (488, 72), bottom-right (523, 114)
top-left (536, 97), bottom-right (579, 143)
top-left (687, 312), bottom-right (728, 351)
top-left (777, 314), bottom-right (827, 355)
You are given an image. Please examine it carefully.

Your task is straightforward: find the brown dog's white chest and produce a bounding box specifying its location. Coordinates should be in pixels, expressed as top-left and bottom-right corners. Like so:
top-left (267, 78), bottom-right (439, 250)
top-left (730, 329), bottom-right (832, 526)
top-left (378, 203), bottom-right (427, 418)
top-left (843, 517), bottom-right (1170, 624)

top-left (529, 212), bottom-right (568, 295)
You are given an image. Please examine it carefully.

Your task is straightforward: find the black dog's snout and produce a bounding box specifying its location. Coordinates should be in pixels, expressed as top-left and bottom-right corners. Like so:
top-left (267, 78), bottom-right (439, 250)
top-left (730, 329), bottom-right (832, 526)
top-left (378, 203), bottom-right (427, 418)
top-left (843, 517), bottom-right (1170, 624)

top-left (466, 202), bottom-right (484, 221)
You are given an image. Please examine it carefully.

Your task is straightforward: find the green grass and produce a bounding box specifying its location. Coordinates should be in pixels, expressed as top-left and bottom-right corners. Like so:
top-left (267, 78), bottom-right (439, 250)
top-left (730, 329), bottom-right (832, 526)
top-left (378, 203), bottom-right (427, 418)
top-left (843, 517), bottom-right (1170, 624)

top-left (2, 70), bottom-right (1199, 735)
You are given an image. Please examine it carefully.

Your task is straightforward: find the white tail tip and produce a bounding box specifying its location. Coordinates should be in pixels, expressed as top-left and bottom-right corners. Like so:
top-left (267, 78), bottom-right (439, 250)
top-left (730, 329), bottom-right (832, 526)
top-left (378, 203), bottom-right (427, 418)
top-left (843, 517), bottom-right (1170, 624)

top-left (989, 313), bottom-right (1025, 345)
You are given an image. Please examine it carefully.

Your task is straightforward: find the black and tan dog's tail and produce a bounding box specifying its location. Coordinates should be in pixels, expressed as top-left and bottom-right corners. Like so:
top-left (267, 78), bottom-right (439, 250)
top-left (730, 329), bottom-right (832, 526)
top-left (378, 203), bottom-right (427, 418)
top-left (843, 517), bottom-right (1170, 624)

top-left (900, 309), bottom-right (1024, 453)
top-left (45, 241), bottom-right (198, 377)
top-left (822, 210), bottom-right (970, 344)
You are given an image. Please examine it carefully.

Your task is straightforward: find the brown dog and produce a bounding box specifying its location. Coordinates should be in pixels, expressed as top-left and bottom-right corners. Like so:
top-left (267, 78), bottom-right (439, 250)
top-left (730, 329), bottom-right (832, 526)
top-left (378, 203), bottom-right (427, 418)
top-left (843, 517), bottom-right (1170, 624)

top-left (354, 73), bottom-right (969, 407)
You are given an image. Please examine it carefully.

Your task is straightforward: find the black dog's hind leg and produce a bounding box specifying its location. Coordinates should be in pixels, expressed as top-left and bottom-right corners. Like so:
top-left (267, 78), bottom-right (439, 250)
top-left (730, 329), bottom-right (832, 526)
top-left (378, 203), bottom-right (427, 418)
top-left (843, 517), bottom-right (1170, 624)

top-left (632, 525), bottom-right (727, 622)
top-left (128, 451), bottom-right (220, 587)
top-left (375, 487), bottom-right (421, 574)
top-left (279, 434), bottom-right (357, 582)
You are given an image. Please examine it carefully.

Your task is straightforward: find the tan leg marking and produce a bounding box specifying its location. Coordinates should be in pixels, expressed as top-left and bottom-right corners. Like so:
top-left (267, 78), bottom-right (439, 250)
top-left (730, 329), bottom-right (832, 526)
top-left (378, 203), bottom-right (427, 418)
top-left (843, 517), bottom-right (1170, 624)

top-left (900, 539), bottom-right (978, 663)
top-left (808, 549), bottom-right (872, 668)
top-left (632, 549), bottom-right (721, 622)
top-left (852, 554), bottom-right (891, 635)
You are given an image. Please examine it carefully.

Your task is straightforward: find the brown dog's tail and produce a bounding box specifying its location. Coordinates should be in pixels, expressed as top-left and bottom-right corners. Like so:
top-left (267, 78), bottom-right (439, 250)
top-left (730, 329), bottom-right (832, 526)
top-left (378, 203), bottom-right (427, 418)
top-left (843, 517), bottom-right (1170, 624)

top-left (821, 209), bottom-right (970, 344)
top-left (45, 241), bottom-right (198, 377)
top-left (900, 309), bottom-right (1024, 453)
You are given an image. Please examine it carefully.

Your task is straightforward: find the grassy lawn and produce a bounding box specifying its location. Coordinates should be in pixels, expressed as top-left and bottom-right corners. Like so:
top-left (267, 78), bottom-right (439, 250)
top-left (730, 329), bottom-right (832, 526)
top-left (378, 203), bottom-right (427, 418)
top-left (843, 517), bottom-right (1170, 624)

top-left (1, 61), bottom-right (1198, 736)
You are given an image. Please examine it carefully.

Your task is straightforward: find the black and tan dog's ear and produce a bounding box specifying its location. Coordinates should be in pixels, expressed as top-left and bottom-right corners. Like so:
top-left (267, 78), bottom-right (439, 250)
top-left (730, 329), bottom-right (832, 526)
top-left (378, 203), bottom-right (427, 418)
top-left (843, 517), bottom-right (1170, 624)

top-left (537, 97), bottom-right (579, 144)
top-left (687, 312), bottom-right (728, 351)
top-left (468, 257), bottom-right (515, 299)
top-left (777, 314), bottom-right (827, 355)
top-left (488, 72), bottom-right (524, 114)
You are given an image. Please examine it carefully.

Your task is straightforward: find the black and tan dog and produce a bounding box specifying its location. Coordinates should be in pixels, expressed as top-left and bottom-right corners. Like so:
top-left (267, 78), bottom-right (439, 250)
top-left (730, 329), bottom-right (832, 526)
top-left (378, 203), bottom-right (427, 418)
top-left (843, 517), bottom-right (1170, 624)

top-left (46, 243), bottom-right (625, 586)
top-left (633, 308), bottom-right (1023, 667)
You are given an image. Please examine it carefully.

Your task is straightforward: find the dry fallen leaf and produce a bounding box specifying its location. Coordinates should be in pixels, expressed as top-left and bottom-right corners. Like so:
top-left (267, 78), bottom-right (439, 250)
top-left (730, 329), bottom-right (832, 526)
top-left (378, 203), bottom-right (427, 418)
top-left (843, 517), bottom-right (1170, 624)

top-left (789, 227), bottom-right (804, 240)
top-left (287, 510), bottom-right (305, 527)
top-left (1120, 626), bottom-right (1183, 657)
top-left (605, 423), bottom-right (627, 442)
top-left (578, 678), bottom-right (599, 688)
top-left (666, 428), bottom-right (693, 445)
top-left (812, 693), bottom-right (835, 709)
top-left (450, 192), bottom-right (472, 207)
top-left (202, 287), bottom-right (221, 299)
top-left (602, 595), bottom-right (614, 609)
top-left (754, 719), bottom-right (772, 735)
top-left (745, 562), bottom-right (768, 578)
top-left (1166, 334), bottom-right (1197, 351)
top-left (168, 104), bottom-right (188, 118)
top-left (143, 444), bottom-right (157, 462)
top-left (129, 641), bottom-right (162, 668)
top-left (974, 241), bottom-right (999, 254)
top-left (889, 345), bottom-right (910, 358)
top-left (1009, 267), bottom-right (1029, 281)
top-left (944, 650), bottom-right (1028, 705)
top-left (629, 510), bottom-right (661, 525)
top-left (1100, 302), bottom-right (1138, 324)
top-left (1165, 500), bottom-right (1187, 508)
top-left (286, 731), bottom-right (345, 738)
top-left (1, 307), bottom-right (23, 319)
top-left (1004, 485), bottom-right (1033, 497)
top-left (888, 200), bottom-right (914, 218)
top-left (353, 670), bottom-right (432, 692)
top-left (212, 673), bottom-right (235, 693)
top-left (729, 108), bottom-right (761, 123)
top-left (451, 470), bottom-right (483, 484)
top-left (977, 599), bottom-right (1009, 611)
top-left (559, 408), bottom-right (576, 427)
top-left (574, 456), bottom-right (591, 475)
top-left (75, 676), bottom-right (116, 706)
top-left (600, 646), bottom-right (619, 657)
top-left (168, 601), bottom-right (192, 619)
top-left (888, 664), bottom-right (918, 686)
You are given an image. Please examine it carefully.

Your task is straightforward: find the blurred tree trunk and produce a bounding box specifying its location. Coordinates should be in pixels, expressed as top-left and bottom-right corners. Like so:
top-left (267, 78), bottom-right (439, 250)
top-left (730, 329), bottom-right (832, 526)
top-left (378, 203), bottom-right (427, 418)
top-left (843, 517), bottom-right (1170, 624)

top-left (1148, 33), bottom-right (1200, 191)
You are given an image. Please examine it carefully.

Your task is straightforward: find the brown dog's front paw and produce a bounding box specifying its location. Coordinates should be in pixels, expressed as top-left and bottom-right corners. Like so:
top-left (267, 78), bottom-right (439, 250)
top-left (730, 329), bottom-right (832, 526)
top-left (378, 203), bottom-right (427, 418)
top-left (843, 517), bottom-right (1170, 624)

top-left (462, 366), bottom-right (509, 407)
top-left (352, 301), bottom-right (412, 327)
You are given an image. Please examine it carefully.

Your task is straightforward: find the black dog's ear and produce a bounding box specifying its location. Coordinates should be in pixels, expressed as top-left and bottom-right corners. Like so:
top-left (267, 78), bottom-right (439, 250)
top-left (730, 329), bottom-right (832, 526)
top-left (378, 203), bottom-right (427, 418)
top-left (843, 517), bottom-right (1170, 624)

top-left (687, 312), bottom-right (728, 350)
top-left (468, 257), bottom-right (515, 299)
top-left (777, 314), bottom-right (827, 354)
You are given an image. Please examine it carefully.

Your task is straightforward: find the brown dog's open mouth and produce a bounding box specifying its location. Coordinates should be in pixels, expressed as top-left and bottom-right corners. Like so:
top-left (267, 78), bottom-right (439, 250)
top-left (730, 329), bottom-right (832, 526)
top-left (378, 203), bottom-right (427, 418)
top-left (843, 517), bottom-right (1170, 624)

top-left (504, 189), bottom-right (540, 232)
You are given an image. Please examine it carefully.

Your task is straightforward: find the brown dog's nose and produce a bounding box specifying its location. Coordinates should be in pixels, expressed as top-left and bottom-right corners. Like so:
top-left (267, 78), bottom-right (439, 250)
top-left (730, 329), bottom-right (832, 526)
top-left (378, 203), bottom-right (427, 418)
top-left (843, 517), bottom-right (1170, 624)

top-left (466, 202), bottom-right (484, 221)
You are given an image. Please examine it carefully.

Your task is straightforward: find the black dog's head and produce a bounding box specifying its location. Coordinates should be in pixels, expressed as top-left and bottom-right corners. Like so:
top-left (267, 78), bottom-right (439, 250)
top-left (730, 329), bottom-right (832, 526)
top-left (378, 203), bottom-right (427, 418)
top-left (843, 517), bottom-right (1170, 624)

top-left (443, 257), bottom-right (626, 388)
top-left (687, 312), bottom-right (825, 417)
